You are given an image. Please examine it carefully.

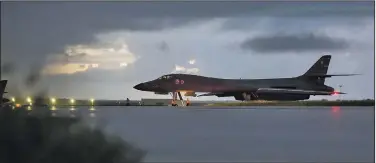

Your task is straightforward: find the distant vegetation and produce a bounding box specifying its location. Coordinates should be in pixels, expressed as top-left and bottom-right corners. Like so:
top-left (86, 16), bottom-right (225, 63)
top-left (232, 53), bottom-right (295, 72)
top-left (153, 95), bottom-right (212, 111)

top-left (207, 99), bottom-right (375, 107)
top-left (0, 106), bottom-right (146, 163)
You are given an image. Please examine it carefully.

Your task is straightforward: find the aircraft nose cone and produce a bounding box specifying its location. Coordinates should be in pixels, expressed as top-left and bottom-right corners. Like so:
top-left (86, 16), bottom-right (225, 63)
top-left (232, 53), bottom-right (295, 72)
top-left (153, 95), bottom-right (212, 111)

top-left (133, 83), bottom-right (145, 90)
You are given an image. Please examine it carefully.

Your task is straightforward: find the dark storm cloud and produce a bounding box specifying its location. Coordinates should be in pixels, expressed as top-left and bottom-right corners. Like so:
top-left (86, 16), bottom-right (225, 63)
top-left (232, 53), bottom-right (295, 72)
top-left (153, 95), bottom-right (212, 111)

top-left (2, 1), bottom-right (372, 61)
top-left (240, 33), bottom-right (349, 53)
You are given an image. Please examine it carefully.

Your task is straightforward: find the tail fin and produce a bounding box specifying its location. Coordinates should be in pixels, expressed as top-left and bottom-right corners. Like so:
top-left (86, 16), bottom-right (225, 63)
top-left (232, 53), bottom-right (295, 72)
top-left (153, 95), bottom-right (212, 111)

top-left (0, 80), bottom-right (8, 99)
top-left (298, 55), bottom-right (359, 84)
top-left (299, 55), bottom-right (331, 84)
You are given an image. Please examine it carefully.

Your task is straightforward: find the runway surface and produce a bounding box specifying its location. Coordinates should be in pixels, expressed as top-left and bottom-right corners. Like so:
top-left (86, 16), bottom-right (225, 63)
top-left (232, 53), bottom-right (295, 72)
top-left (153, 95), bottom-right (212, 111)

top-left (30, 106), bottom-right (374, 162)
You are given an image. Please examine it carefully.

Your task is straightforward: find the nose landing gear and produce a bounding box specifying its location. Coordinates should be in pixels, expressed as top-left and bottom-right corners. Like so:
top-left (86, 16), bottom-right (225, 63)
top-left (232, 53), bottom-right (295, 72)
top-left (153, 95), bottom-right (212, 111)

top-left (170, 92), bottom-right (190, 106)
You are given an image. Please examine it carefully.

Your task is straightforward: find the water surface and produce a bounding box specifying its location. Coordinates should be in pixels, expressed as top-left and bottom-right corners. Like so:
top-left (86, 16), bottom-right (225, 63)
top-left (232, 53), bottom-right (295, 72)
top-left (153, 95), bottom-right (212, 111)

top-left (49, 106), bottom-right (374, 162)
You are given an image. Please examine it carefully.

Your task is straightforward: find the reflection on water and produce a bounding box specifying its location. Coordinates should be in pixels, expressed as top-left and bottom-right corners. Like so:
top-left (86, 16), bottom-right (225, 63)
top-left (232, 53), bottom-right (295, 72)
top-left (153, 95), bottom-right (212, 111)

top-left (11, 106), bottom-right (100, 118)
top-left (331, 106), bottom-right (340, 113)
top-left (331, 106), bottom-right (341, 119)
top-left (50, 106), bottom-right (57, 111)
top-left (89, 107), bottom-right (96, 118)
top-left (18, 106), bottom-right (373, 162)
top-left (89, 107), bottom-right (96, 111)
top-left (89, 112), bottom-right (96, 118)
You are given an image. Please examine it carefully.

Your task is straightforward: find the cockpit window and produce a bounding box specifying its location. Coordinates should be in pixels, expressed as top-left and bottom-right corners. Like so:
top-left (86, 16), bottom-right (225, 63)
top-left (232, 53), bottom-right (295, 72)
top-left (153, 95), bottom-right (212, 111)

top-left (158, 75), bottom-right (172, 80)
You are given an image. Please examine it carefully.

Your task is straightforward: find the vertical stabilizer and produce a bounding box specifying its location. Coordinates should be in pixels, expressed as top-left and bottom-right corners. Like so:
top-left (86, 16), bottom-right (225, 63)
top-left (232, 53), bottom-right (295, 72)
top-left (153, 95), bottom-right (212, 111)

top-left (299, 55), bottom-right (331, 84)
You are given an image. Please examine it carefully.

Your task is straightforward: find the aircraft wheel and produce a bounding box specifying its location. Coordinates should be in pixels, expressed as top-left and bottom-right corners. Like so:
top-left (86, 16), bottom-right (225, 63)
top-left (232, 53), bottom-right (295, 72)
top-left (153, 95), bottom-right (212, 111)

top-left (242, 92), bottom-right (251, 101)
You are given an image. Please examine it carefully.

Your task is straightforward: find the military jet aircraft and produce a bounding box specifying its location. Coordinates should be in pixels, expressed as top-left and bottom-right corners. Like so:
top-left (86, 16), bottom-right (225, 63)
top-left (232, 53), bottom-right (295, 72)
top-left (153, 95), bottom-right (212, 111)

top-left (134, 55), bottom-right (358, 101)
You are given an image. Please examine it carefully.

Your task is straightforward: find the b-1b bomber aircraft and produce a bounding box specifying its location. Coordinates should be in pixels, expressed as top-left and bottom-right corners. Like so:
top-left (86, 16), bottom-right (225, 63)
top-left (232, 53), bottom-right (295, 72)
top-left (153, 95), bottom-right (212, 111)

top-left (134, 55), bottom-right (358, 102)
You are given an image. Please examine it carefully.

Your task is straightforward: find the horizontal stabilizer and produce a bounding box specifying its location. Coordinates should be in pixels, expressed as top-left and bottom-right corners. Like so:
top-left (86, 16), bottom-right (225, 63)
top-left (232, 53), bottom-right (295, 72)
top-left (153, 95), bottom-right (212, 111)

top-left (306, 73), bottom-right (361, 78)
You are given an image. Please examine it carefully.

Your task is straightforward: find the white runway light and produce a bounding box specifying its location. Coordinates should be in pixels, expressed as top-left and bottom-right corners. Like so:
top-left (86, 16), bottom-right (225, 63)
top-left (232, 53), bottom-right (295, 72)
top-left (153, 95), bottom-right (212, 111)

top-left (26, 97), bottom-right (32, 103)
top-left (50, 98), bottom-right (56, 104)
top-left (70, 99), bottom-right (75, 105)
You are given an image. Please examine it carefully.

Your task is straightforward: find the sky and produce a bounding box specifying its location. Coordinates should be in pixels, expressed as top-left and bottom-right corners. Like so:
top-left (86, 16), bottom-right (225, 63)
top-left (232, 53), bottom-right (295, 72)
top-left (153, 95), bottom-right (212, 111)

top-left (1, 1), bottom-right (374, 101)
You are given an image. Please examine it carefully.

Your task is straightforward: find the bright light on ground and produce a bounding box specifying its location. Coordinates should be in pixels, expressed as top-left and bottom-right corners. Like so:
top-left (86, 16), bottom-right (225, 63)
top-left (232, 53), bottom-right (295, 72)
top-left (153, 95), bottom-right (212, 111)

top-left (51, 98), bottom-right (56, 104)
top-left (26, 97), bottom-right (32, 103)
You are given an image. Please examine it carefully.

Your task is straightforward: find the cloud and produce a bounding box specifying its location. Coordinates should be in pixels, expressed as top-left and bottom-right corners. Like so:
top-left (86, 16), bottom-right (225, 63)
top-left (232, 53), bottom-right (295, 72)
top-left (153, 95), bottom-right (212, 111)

top-left (2, 2), bottom-right (372, 64)
top-left (42, 39), bottom-right (139, 75)
top-left (42, 64), bottom-right (91, 75)
top-left (172, 65), bottom-right (200, 74)
top-left (157, 41), bottom-right (170, 53)
top-left (240, 33), bottom-right (348, 53)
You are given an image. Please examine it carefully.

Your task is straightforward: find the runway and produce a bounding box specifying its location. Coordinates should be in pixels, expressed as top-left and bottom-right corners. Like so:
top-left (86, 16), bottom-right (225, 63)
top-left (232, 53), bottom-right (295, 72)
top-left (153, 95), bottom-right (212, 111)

top-left (26, 106), bottom-right (374, 162)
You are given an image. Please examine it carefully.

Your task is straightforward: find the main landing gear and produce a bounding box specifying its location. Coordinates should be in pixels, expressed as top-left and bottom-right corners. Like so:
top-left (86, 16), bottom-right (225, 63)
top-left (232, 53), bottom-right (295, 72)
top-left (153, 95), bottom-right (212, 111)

top-left (242, 92), bottom-right (258, 101)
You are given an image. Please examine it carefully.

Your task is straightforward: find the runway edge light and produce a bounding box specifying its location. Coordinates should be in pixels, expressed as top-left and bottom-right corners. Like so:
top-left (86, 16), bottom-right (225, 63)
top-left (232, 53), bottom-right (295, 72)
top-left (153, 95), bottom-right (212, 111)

top-left (50, 98), bottom-right (56, 104)
top-left (70, 98), bottom-right (75, 104)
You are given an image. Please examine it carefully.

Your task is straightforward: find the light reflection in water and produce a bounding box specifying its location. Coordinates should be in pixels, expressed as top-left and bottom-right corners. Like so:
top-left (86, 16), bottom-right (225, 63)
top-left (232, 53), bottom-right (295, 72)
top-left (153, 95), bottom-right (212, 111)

top-left (50, 106), bottom-right (57, 111)
top-left (89, 107), bottom-right (96, 118)
top-left (89, 107), bottom-right (96, 111)
top-left (89, 112), bottom-right (96, 118)
top-left (70, 107), bottom-right (76, 111)
top-left (332, 106), bottom-right (340, 113)
top-left (331, 106), bottom-right (341, 119)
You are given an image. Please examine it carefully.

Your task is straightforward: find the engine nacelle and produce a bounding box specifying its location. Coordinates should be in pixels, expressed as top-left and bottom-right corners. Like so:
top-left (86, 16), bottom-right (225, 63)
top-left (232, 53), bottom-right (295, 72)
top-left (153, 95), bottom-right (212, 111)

top-left (184, 92), bottom-right (197, 97)
top-left (234, 92), bottom-right (257, 101)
